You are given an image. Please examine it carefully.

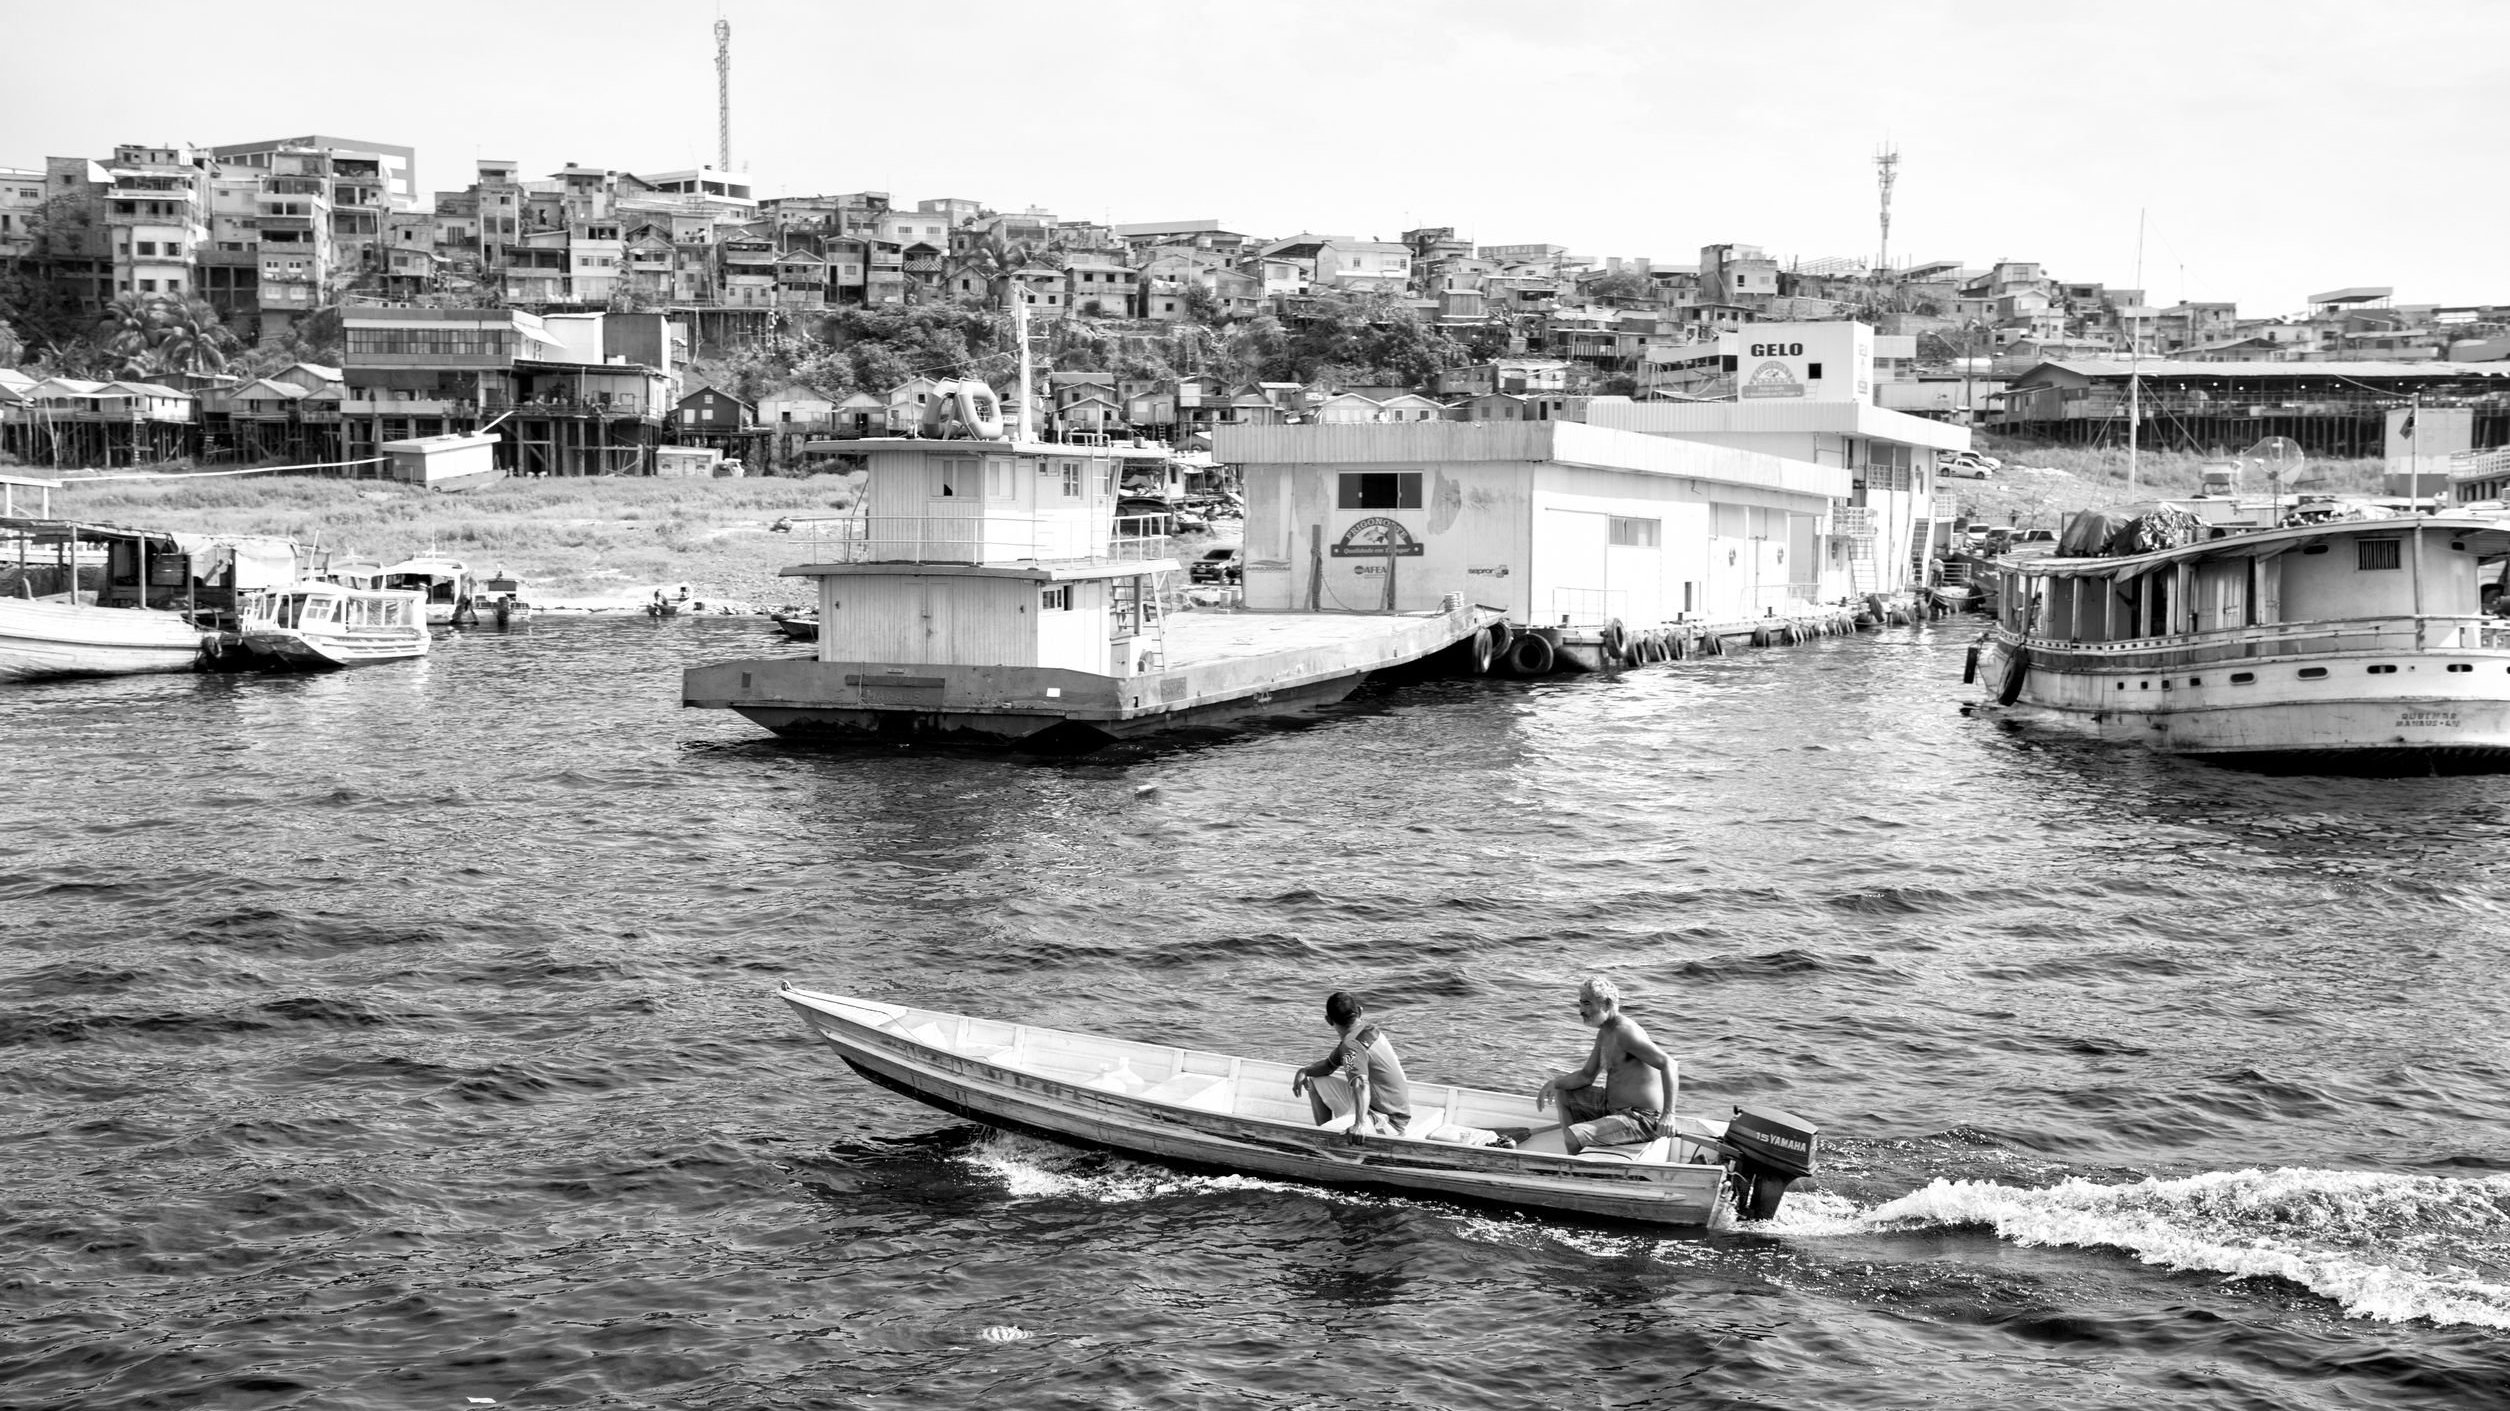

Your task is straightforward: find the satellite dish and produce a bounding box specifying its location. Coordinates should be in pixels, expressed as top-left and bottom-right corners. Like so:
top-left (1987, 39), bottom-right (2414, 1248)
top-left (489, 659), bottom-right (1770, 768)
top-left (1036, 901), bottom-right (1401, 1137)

top-left (2247, 436), bottom-right (2317, 487)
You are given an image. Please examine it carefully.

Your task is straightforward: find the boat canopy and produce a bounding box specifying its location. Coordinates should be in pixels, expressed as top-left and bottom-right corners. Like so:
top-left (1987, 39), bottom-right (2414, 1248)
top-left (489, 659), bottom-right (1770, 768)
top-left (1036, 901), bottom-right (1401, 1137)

top-left (2012, 515), bottom-right (2510, 581)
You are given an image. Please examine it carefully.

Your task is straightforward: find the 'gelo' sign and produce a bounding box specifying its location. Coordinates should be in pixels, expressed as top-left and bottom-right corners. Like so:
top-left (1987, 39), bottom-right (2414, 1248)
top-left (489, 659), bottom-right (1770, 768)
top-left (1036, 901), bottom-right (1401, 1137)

top-left (1330, 517), bottom-right (1425, 557)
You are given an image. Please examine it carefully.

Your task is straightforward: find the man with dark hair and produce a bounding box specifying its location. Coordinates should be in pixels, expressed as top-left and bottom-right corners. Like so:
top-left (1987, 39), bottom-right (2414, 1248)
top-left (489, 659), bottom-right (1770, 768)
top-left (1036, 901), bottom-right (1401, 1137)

top-left (1535, 975), bottom-right (1673, 1154)
top-left (1290, 991), bottom-right (1412, 1140)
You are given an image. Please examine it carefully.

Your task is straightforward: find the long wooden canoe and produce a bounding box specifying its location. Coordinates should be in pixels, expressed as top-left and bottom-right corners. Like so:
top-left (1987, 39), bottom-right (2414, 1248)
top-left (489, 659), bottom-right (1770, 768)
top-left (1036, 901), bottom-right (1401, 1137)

top-left (777, 984), bottom-right (1744, 1226)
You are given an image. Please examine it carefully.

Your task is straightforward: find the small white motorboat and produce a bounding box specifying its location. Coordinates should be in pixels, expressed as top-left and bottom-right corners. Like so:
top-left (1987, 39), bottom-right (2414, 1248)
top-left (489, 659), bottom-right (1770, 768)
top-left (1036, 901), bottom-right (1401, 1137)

top-left (377, 555), bottom-right (476, 626)
top-left (777, 985), bottom-right (1818, 1226)
top-left (239, 582), bottom-right (431, 669)
top-left (469, 572), bottom-right (533, 627)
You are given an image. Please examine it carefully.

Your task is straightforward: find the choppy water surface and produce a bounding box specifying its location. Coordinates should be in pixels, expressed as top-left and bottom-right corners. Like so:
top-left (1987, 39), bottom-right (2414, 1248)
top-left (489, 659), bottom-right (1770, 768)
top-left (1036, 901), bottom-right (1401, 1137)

top-left (4, 617), bottom-right (2507, 1409)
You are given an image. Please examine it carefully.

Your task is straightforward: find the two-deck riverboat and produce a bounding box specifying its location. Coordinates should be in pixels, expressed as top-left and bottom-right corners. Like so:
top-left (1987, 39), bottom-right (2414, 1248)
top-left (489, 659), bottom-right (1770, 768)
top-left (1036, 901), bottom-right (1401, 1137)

top-left (1969, 510), bottom-right (2510, 767)
top-left (777, 985), bottom-right (1820, 1226)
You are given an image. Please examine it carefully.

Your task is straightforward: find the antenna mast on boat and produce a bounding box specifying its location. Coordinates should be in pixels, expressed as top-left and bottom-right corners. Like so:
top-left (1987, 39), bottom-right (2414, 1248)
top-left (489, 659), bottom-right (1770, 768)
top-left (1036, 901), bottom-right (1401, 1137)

top-left (1013, 292), bottom-right (1034, 443)
top-left (2128, 208), bottom-right (2145, 495)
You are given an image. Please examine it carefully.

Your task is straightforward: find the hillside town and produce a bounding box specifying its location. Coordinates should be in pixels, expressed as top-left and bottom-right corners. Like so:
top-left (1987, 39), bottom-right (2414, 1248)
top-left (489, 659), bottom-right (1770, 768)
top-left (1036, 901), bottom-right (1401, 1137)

top-left (3, 135), bottom-right (2507, 476)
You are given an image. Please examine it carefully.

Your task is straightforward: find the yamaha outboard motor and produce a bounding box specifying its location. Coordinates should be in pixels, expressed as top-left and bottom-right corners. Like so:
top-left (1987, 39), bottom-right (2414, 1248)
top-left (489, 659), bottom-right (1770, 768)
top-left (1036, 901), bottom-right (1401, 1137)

top-left (1723, 1105), bottom-right (1819, 1220)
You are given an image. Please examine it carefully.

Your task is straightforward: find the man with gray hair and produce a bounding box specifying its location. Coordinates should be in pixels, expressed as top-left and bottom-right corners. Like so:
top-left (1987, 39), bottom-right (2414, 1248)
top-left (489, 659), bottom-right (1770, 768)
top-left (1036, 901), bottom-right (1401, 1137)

top-left (1534, 975), bottom-right (1674, 1154)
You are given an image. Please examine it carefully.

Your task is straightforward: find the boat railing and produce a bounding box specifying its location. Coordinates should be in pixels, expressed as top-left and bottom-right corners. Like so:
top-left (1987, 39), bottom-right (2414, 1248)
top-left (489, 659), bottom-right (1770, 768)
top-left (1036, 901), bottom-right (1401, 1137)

top-left (787, 513), bottom-right (1177, 567)
top-left (2016, 613), bottom-right (2503, 667)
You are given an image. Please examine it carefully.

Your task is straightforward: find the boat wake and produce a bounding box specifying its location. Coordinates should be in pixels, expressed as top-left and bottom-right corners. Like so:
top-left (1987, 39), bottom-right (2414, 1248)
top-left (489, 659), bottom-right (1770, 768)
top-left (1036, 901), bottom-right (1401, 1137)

top-left (958, 1131), bottom-right (1308, 1205)
top-left (1771, 1167), bottom-right (2510, 1328)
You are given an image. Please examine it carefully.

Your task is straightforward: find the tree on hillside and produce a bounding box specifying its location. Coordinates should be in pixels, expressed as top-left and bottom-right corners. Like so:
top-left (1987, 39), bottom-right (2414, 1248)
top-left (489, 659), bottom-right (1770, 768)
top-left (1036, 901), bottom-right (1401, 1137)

top-left (0, 318), bottom-right (21, 367)
top-left (149, 298), bottom-right (242, 377)
top-left (95, 294), bottom-right (159, 376)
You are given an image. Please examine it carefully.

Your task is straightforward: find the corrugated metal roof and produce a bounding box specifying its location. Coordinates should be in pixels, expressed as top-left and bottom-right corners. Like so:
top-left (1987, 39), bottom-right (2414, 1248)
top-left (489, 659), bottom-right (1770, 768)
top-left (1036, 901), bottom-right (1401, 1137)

top-left (2027, 359), bottom-right (2510, 380)
top-left (1210, 420), bottom-right (1852, 499)
top-left (1583, 398), bottom-right (1973, 451)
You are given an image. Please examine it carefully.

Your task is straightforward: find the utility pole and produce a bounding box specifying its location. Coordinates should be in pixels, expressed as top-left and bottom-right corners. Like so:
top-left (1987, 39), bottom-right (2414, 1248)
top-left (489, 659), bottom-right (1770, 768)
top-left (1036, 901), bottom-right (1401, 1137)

top-left (715, 19), bottom-right (732, 173)
top-left (1874, 144), bottom-right (1899, 277)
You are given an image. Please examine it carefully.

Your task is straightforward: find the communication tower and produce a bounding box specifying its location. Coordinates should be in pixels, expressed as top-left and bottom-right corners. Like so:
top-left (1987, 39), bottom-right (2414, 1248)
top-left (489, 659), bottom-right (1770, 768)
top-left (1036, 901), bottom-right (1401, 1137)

top-left (715, 18), bottom-right (732, 172)
top-left (1874, 143), bottom-right (1899, 275)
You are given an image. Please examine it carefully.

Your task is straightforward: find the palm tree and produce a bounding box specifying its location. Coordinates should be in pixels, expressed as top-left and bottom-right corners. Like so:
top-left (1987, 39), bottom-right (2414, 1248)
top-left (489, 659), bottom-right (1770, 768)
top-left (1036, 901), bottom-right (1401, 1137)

top-left (148, 297), bottom-right (240, 377)
top-left (95, 293), bottom-right (159, 377)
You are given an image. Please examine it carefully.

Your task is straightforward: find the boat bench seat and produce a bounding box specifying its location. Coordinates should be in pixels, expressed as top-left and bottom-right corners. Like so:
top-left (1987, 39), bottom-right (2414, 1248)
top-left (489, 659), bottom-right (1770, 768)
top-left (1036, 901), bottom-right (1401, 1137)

top-left (1139, 1071), bottom-right (1236, 1114)
top-left (1573, 1136), bottom-right (1675, 1164)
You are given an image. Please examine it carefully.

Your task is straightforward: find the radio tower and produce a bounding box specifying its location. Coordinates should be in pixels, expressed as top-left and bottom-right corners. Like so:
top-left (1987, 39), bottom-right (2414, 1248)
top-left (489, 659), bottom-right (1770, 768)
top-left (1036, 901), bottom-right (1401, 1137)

top-left (1874, 143), bottom-right (1899, 276)
top-left (714, 18), bottom-right (732, 171)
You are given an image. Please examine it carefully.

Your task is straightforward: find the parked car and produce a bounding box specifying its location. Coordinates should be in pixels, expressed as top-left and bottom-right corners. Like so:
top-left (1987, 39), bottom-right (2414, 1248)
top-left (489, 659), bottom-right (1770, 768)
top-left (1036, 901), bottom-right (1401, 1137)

top-left (1189, 541), bottom-right (1244, 585)
top-left (1942, 450), bottom-right (2002, 479)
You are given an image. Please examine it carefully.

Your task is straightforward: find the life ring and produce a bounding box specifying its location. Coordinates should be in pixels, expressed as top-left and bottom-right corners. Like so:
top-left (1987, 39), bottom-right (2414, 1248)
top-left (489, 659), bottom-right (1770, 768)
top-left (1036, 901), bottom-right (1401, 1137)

top-left (1504, 632), bottom-right (1556, 677)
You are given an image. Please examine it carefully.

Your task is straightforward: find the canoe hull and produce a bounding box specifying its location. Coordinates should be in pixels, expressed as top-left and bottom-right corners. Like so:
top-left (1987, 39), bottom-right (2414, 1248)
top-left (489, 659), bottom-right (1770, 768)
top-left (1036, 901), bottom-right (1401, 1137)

top-left (0, 599), bottom-right (204, 680)
top-left (782, 989), bottom-right (1729, 1227)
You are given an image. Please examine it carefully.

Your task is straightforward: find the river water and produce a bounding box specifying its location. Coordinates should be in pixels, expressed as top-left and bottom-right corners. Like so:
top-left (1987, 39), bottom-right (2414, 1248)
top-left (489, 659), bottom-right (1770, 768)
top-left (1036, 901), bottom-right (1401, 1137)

top-left (4, 616), bottom-right (2506, 1410)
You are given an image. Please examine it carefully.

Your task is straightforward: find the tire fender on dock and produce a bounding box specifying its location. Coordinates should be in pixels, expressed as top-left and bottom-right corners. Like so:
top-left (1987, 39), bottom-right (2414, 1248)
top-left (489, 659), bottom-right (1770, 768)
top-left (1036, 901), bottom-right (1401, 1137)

top-left (1504, 632), bottom-right (1556, 678)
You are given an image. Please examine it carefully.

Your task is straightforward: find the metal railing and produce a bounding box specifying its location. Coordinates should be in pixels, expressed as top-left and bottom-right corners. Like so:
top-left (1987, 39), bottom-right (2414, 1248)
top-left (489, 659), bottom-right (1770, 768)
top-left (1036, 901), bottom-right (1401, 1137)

top-left (2016, 613), bottom-right (2501, 667)
top-left (787, 513), bottom-right (1177, 566)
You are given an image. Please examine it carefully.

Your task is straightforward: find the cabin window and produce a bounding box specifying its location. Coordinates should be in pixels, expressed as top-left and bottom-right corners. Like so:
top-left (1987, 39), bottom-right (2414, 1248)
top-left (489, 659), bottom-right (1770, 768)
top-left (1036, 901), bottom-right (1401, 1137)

top-left (1338, 472), bottom-right (1422, 510)
top-left (2366, 664), bottom-right (2398, 675)
top-left (2230, 672), bottom-right (2254, 684)
top-left (1609, 517), bottom-right (1660, 548)
top-left (2356, 539), bottom-right (2401, 571)
top-left (987, 458), bottom-right (1015, 499)
top-left (934, 457), bottom-right (974, 498)
top-left (2298, 667), bottom-right (2329, 680)
top-left (1061, 462), bottom-right (1084, 497)
top-left (1041, 586), bottom-right (1070, 611)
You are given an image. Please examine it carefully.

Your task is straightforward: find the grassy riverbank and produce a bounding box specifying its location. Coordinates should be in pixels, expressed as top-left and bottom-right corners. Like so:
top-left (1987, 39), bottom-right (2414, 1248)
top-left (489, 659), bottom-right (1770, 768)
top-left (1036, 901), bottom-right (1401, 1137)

top-left (41, 471), bottom-right (864, 611)
top-left (1954, 441), bottom-right (2387, 532)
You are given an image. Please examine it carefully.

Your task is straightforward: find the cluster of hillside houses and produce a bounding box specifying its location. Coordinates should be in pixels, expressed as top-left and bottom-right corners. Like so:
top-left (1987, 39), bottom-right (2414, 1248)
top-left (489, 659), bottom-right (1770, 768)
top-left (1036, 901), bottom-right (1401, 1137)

top-left (4, 137), bottom-right (2508, 475)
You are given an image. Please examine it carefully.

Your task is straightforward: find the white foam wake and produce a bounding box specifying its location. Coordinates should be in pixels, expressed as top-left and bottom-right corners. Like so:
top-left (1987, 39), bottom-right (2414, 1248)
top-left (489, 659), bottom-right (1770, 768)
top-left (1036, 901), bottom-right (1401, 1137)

top-left (1774, 1167), bottom-right (2510, 1329)
top-left (958, 1131), bottom-right (1304, 1204)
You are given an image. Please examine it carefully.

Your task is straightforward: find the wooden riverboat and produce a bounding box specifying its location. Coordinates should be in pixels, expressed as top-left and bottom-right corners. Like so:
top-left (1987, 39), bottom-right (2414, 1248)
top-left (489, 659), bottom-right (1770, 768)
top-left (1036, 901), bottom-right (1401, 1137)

top-left (238, 582), bottom-right (430, 669)
top-left (2, 515), bottom-right (298, 680)
top-left (0, 594), bottom-right (207, 679)
top-left (1970, 512), bottom-right (2510, 766)
top-left (778, 985), bottom-right (1819, 1227)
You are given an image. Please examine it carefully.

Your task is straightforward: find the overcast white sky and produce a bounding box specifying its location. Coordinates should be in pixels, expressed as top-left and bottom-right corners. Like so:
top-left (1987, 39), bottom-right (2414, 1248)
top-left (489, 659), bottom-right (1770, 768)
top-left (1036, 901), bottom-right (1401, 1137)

top-left (7, 0), bottom-right (2502, 317)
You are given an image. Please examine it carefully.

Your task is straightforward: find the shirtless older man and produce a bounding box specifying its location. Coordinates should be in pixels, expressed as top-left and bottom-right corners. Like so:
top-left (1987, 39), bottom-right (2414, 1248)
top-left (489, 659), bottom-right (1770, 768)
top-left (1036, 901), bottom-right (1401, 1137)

top-left (1535, 976), bottom-right (1674, 1153)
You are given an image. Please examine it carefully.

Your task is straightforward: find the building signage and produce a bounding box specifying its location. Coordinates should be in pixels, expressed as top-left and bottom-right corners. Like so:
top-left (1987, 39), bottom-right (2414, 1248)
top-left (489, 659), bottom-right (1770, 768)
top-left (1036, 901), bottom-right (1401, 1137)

top-left (1330, 517), bottom-right (1425, 557)
top-left (1741, 360), bottom-right (1806, 399)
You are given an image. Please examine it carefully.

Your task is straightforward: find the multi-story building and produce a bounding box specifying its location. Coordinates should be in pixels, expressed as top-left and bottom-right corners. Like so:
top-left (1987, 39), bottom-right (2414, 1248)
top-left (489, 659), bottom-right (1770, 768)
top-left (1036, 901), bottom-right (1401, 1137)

top-left (210, 135), bottom-right (416, 211)
top-left (0, 166), bottom-right (44, 262)
top-left (1698, 242), bottom-right (1780, 309)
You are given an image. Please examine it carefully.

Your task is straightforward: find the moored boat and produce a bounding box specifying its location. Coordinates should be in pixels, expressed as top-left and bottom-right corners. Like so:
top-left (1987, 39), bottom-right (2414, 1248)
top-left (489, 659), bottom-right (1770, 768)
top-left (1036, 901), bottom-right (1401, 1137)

top-left (2, 514), bottom-right (297, 680)
top-left (0, 594), bottom-right (208, 679)
top-left (1969, 508), bottom-right (2510, 767)
top-left (377, 555), bottom-right (477, 626)
top-left (238, 582), bottom-right (431, 669)
top-left (469, 572), bottom-right (533, 626)
top-left (777, 985), bottom-right (1820, 1226)
top-left (770, 608), bottom-right (818, 642)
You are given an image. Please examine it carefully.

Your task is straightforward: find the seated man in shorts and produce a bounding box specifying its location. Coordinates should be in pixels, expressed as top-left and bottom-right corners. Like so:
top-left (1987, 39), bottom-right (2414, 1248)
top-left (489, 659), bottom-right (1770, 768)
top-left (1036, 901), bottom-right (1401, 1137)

top-left (1535, 976), bottom-right (1672, 1154)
